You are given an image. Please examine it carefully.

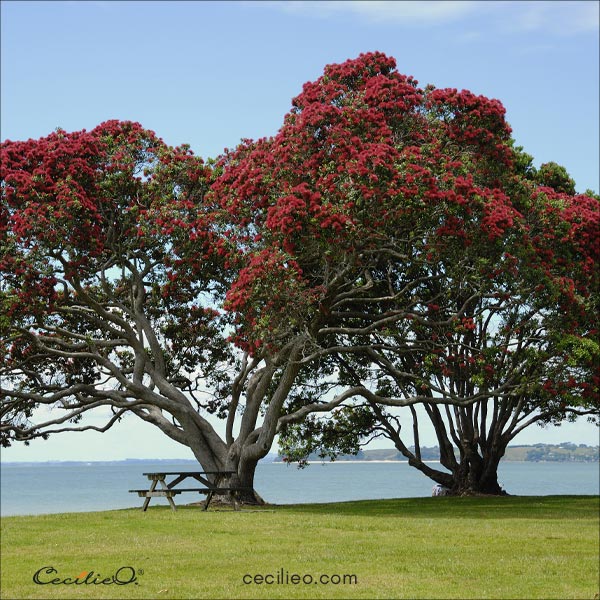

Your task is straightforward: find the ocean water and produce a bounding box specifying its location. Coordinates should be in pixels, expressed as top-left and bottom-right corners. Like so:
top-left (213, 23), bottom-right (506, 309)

top-left (0, 460), bottom-right (598, 517)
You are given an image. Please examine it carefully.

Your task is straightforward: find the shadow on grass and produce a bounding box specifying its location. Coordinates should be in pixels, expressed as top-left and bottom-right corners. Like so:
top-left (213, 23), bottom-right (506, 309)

top-left (4, 496), bottom-right (597, 525)
top-left (263, 495), bottom-right (600, 520)
top-left (131, 495), bottom-right (600, 522)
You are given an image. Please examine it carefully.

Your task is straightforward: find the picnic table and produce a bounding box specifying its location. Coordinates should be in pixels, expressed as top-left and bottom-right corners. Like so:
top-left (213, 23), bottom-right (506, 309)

top-left (129, 471), bottom-right (249, 511)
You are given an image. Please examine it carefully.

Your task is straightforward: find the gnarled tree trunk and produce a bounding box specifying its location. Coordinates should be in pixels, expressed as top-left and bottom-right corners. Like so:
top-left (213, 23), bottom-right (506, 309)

top-left (174, 341), bottom-right (305, 505)
top-left (374, 401), bottom-right (510, 496)
top-left (447, 450), bottom-right (506, 495)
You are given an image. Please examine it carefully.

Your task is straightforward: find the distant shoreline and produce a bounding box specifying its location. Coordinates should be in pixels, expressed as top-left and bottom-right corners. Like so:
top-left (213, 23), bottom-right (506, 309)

top-left (2, 458), bottom-right (598, 467)
top-left (276, 459), bottom-right (441, 464)
top-left (1, 443), bottom-right (598, 466)
top-left (272, 459), bottom-right (600, 464)
top-left (274, 443), bottom-right (600, 464)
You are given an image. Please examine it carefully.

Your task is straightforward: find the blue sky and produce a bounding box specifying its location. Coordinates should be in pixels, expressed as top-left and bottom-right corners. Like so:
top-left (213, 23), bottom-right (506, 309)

top-left (1, 1), bottom-right (599, 461)
top-left (2, 0), bottom-right (599, 191)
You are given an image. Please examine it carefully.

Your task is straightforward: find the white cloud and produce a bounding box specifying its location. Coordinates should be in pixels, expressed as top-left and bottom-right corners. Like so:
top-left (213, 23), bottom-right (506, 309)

top-left (261, 0), bottom-right (477, 23)
top-left (257, 0), bottom-right (599, 35)
top-left (498, 1), bottom-right (600, 35)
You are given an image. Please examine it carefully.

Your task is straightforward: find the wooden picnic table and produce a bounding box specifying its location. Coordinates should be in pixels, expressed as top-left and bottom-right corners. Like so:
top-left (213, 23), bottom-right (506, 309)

top-left (129, 470), bottom-right (249, 511)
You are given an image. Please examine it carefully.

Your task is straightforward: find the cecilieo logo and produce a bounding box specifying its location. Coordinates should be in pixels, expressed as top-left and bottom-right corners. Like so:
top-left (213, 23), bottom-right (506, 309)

top-left (33, 566), bottom-right (141, 585)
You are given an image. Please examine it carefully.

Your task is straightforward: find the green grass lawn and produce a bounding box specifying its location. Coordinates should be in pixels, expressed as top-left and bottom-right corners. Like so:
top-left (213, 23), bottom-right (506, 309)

top-left (1, 496), bottom-right (598, 599)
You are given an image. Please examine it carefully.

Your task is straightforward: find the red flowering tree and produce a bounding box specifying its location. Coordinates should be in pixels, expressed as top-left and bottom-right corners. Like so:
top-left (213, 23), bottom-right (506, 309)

top-left (0, 120), bottom-right (311, 502)
top-left (214, 53), bottom-right (599, 494)
top-left (2, 55), bottom-right (598, 499)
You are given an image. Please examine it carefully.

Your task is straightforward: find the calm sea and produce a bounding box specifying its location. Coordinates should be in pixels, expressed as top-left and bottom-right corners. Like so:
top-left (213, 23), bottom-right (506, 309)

top-left (1, 461), bottom-right (598, 517)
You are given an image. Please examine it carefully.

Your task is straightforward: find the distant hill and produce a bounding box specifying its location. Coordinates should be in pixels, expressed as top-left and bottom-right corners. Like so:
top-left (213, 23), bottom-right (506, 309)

top-left (274, 443), bottom-right (599, 463)
top-left (2, 446), bottom-right (597, 467)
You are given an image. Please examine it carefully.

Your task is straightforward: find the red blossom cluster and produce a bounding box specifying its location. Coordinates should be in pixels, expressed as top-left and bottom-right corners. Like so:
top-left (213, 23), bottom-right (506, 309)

top-left (209, 53), bottom-right (598, 360)
top-left (425, 87), bottom-right (513, 165)
top-left (480, 188), bottom-right (521, 240)
top-left (1, 120), bottom-right (216, 345)
top-left (2, 53), bottom-right (598, 411)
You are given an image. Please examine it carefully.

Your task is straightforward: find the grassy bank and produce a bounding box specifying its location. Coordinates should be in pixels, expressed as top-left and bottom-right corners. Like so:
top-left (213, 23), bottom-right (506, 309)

top-left (1, 496), bottom-right (598, 599)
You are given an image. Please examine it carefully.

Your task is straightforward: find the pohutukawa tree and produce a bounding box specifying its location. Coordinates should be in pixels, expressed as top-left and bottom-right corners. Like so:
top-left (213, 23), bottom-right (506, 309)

top-left (213, 52), bottom-right (599, 495)
top-left (0, 120), bottom-right (319, 502)
top-left (2, 54), bottom-right (598, 500)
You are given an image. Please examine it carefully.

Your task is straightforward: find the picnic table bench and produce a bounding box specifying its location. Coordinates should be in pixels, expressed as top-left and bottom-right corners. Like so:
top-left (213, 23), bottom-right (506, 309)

top-left (129, 471), bottom-right (251, 511)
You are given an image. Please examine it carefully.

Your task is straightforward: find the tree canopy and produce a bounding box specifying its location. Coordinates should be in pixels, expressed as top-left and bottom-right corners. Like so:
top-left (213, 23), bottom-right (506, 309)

top-left (0, 121), bottom-right (309, 501)
top-left (2, 52), bottom-right (598, 497)
top-left (212, 52), bottom-right (599, 493)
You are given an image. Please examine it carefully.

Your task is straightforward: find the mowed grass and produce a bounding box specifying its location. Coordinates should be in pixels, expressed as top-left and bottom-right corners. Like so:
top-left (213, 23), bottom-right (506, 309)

top-left (1, 496), bottom-right (598, 599)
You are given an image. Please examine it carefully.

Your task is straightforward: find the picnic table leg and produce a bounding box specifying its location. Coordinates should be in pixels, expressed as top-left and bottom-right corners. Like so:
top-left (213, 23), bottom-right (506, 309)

top-left (142, 479), bottom-right (157, 512)
top-left (203, 473), bottom-right (224, 511)
top-left (159, 479), bottom-right (177, 511)
top-left (142, 477), bottom-right (177, 511)
top-left (203, 491), bottom-right (214, 511)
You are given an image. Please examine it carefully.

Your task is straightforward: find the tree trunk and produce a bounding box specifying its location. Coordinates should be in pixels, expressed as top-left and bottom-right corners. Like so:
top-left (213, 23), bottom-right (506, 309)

top-left (447, 447), bottom-right (507, 495)
top-left (404, 451), bottom-right (506, 496)
top-left (229, 455), bottom-right (266, 505)
top-left (186, 443), bottom-right (266, 505)
top-left (176, 416), bottom-right (266, 504)
top-left (449, 462), bottom-right (505, 495)
top-left (159, 342), bottom-right (305, 506)
top-left (385, 416), bottom-right (508, 496)
top-left (423, 401), bottom-right (509, 496)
